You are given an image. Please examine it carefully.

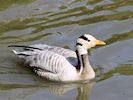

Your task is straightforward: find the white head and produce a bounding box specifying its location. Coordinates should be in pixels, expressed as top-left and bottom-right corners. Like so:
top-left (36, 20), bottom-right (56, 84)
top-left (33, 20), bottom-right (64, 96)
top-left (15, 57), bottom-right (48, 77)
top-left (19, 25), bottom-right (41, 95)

top-left (76, 34), bottom-right (106, 55)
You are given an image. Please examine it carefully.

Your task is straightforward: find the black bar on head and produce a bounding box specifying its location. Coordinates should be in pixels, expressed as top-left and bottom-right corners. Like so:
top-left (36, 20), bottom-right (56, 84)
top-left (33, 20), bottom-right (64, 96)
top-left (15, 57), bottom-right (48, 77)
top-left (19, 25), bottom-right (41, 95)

top-left (79, 35), bottom-right (90, 42)
top-left (76, 43), bottom-right (82, 46)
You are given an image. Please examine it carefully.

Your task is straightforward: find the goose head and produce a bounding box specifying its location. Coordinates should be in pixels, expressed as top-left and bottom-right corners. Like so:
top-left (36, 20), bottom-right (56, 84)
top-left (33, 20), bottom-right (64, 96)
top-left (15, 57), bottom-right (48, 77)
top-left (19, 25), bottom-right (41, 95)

top-left (76, 34), bottom-right (106, 55)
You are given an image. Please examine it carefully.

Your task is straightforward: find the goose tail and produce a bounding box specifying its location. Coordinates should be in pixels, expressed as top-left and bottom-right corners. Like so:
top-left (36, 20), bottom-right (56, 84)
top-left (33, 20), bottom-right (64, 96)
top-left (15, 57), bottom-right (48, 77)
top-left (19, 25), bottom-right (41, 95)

top-left (8, 45), bottom-right (43, 50)
top-left (8, 45), bottom-right (42, 58)
top-left (12, 49), bottom-right (32, 58)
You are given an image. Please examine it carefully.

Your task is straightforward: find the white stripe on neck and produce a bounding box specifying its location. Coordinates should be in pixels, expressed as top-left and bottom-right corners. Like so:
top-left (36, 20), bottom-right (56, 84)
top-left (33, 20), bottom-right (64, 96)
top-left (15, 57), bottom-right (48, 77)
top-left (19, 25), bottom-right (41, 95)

top-left (76, 46), bottom-right (87, 55)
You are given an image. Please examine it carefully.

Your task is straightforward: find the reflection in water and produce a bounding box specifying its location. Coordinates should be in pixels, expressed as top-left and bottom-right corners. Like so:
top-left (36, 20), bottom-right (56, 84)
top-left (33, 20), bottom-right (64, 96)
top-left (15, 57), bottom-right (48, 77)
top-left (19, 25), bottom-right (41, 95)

top-left (0, 81), bottom-right (94, 100)
top-left (76, 82), bottom-right (93, 100)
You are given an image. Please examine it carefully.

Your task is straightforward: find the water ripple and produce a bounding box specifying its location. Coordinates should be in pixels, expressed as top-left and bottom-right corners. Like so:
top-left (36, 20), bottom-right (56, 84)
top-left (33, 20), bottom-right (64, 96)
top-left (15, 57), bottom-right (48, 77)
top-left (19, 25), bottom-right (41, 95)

top-left (0, 0), bottom-right (132, 44)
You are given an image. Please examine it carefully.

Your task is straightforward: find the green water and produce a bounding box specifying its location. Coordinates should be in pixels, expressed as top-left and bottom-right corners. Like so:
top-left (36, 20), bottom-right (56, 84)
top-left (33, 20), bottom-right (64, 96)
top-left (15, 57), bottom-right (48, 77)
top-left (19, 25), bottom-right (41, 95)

top-left (0, 0), bottom-right (133, 100)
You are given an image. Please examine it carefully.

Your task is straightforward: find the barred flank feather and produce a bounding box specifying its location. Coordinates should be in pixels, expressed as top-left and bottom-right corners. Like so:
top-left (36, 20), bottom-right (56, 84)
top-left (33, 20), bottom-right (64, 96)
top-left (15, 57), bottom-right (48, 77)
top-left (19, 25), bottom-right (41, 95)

top-left (10, 45), bottom-right (79, 81)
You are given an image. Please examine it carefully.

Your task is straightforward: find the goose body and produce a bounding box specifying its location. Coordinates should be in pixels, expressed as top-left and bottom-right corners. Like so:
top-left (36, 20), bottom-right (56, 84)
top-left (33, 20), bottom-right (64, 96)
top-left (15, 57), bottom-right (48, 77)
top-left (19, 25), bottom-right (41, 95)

top-left (9, 34), bottom-right (106, 82)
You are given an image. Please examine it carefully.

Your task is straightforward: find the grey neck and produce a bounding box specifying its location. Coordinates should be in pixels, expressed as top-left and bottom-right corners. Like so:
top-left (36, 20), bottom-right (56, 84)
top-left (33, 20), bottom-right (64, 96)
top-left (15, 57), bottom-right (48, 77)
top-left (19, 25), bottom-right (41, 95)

top-left (81, 54), bottom-right (91, 68)
top-left (75, 46), bottom-right (95, 79)
top-left (80, 54), bottom-right (95, 79)
top-left (75, 50), bottom-right (90, 70)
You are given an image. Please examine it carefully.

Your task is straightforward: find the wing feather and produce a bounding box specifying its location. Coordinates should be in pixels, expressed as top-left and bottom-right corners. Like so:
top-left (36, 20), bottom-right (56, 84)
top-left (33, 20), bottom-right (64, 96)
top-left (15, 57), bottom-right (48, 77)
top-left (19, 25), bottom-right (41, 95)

top-left (29, 44), bottom-right (76, 58)
top-left (19, 50), bottom-right (76, 74)
top-left (9, 44), bottom-right (78, 68)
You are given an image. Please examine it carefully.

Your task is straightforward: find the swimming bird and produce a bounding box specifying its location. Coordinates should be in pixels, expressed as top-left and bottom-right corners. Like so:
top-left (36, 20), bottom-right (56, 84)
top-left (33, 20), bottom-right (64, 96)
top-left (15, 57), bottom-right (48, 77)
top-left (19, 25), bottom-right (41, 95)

top-left (9, 34), bottom-right (106, 82)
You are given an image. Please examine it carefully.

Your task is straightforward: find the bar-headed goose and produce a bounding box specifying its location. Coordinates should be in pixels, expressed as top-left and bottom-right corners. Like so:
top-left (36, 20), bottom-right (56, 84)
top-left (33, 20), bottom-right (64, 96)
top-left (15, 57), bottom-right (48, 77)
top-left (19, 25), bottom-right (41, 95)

top-left (9, 34), bottom-right (106, 82)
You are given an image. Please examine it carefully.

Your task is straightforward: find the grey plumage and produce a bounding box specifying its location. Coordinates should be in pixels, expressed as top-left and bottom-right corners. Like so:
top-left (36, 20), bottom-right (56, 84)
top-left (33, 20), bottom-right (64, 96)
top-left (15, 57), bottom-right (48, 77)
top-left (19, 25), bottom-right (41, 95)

top-left (10, 44), bottom-right (80, 81)
top-left (10, 44), bottom-right (78, 67)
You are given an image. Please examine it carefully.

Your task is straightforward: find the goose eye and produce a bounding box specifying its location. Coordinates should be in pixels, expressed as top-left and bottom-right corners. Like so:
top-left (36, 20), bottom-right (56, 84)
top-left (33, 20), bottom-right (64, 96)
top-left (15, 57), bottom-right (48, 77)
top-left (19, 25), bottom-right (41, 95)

top-left (87, 39), bottom-right (90, 42)
top-left (79, 35), bottom-right (90, 42)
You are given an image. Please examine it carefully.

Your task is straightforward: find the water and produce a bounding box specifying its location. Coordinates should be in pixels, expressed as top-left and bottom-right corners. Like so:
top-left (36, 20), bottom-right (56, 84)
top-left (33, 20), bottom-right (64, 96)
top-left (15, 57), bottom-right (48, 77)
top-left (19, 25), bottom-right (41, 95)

top-left (0, 0), bottom-right (133, 100)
